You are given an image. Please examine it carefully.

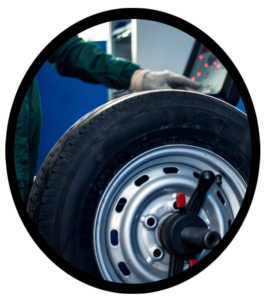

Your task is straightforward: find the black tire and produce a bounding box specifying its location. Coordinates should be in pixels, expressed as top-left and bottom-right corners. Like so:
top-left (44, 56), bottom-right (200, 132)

top-left (27, 90), bottom-right (251, 279)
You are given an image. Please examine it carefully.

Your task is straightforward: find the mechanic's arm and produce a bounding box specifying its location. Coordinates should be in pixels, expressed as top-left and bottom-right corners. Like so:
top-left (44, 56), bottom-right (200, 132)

top-left (49, 35), bottom-right (200, 91)
top-left (48, 35), bottom-right (139, 90)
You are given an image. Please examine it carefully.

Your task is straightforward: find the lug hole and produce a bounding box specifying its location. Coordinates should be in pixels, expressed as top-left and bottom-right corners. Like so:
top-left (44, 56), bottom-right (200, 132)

top-left (115, 198), bottom-right (127, 213)
top-left (147, 217), bottom-right (155, 227)
top-left (135, 175), bottom-right (149, 186)
top-left (153, 249), bottom-right (162, 258)
top-left (144, 215), bottom-right (157, 230)
top-left (118, 262), bottom-right (131, 276)
top-left (163, 167), bottom-right (178, 174)
top-left (110, 230), bottom-right (118, 246)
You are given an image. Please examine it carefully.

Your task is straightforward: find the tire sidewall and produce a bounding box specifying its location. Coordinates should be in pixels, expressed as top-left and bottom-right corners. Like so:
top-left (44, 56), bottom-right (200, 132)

top-left (43, 91), bottom-right (251, 279)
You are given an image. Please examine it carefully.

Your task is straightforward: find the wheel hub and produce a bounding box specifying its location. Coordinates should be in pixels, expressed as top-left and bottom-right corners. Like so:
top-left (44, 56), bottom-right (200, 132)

top-left (159, 183), bottom-right (222, 276)
top-left (94, 145), bottom-right (246, 283)
top-left (160, 210), bottom-right (209, 259)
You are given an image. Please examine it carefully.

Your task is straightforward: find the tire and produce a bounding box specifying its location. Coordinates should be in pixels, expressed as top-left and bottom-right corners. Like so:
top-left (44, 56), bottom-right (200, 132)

top-left (27, 90), bottom-right (251, 283)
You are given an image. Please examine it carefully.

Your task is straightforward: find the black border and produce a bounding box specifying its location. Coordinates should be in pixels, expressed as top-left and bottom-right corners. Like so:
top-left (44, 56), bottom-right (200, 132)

top-left (5, 14), bottom-right (253, 290)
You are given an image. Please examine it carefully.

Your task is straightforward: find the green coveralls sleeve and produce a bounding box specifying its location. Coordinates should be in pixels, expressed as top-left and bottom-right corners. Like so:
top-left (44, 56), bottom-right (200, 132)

top-left (14, 78), bottom-right (42, 203)
top-left (48, 35), bottom-right (140, 90)
top-left (15, 35), bottom-right (140, 205)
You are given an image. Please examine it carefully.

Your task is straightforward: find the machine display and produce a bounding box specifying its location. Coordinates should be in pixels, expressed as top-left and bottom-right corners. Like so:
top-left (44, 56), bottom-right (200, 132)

top-left (189, 45), bottom-right (227, 95)
top-left (184, 41), bottom-right (240, 106)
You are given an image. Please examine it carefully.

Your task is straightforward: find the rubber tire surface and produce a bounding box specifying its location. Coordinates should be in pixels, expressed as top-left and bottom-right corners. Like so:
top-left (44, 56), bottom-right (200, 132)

top-left (27, 90), bottom-right (251, 280)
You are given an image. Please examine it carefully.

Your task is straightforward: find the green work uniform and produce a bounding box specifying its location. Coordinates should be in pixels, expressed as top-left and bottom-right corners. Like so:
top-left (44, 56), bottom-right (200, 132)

top-left (14, 35), bottom-right (140, 205)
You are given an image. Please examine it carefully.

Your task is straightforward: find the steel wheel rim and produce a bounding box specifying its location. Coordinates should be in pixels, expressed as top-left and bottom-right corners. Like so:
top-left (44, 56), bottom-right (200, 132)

top-left (94, 145), bottom-right (246, 283)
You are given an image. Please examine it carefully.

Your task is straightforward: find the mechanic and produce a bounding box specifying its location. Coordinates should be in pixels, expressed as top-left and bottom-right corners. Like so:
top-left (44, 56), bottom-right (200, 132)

top-left (14, 35), bottom-right (200, 205)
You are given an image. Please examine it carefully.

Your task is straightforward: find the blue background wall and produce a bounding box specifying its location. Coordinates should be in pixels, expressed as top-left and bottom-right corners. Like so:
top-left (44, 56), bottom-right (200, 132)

top-left (36, 41), bottom-right (107, 172)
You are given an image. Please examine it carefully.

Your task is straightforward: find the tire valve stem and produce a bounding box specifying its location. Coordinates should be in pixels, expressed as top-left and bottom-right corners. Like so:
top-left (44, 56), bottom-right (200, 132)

top-left (176, 192), bottom-right (186, 213)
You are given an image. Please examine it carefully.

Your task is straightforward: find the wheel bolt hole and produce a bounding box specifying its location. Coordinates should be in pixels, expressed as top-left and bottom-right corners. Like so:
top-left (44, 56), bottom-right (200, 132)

top-left (147, 217), bottom-right (155, 227)
top-left (153, 249), bottom-right (162, 258)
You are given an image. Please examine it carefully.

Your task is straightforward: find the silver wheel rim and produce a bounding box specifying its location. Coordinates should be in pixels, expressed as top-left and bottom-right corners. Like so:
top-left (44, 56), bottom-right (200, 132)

top-left (94, 145), bottom-right (246, 283)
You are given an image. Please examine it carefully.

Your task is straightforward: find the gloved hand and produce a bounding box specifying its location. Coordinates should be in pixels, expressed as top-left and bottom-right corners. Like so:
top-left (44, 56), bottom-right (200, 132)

top-left (130, 69), bottom-right (201, 92)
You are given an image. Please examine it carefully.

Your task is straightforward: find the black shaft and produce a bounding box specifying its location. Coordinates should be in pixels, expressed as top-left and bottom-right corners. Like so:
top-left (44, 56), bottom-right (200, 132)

top-left (187, 171), bottom-right (215, 214)
top-left (168, 255), bottom-right (184, 277)
top-left (180, 226), bottom-right (221, 250)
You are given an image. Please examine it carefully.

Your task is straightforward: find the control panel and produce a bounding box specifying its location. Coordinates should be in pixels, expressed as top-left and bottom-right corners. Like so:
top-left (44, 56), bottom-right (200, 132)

top-left (184, 41), bottom-right (240, 106)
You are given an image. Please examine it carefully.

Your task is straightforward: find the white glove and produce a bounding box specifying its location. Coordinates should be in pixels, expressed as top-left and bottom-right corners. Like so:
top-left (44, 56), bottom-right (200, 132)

top-left (130, 69), bottom-right (201, 92)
